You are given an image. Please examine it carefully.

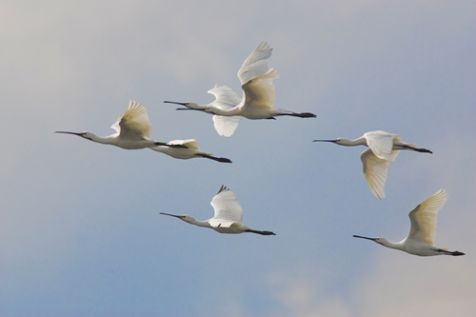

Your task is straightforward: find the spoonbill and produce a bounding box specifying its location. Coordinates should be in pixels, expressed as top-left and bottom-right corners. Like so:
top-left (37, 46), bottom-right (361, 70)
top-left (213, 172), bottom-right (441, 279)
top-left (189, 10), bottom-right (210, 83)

top-left (151, 139), bottom-right (231, 163)
top-left (164, 42), bottom-right (316, 137)
top-left (56, 100), bottom-right (185, 150)
top-left (160, 185), bottom-right (276, 235)
top-left (313, 130), bottom-right (432, 199)
top-left (353, 189), bottom-right (465, 256)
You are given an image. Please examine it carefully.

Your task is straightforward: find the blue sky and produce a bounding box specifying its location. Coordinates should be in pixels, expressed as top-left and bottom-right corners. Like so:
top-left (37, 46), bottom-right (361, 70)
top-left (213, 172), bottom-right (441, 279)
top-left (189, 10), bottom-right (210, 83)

top-left (1, 0), bottom-right (475, 316)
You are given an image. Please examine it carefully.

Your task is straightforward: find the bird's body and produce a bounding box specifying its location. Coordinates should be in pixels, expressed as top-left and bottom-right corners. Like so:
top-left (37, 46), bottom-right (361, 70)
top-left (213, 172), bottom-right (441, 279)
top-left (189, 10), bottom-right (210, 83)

top-left (314, 130), bottom-right (432, 199)
top-left (164, 42), bottom-right (316, 137)
top-left (56, 101), bottom-right (183, 150)
top-left (160, 185), bottom-right (275, 235)
top-left (151, 139), bottom-right (231, 163)
top-left (353, 189), bottom-right (465, 256)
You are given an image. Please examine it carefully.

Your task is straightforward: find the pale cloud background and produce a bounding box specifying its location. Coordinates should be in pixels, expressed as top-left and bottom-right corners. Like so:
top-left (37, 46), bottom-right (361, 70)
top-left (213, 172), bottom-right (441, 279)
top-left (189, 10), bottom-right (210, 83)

top-left (1, 0), bottom-right (475, 316)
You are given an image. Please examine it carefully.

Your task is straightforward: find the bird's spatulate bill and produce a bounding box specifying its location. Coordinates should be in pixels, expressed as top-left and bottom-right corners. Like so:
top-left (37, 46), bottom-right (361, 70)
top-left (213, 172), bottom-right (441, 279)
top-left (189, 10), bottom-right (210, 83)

top-left (313, 139), bottom-right (337, 143)
top-left (163, 101), bottom-right (188, 106)
top-left (353, 234), bottom-right (377, 241)
top-left (163, 101), bottom-right (194, 111)
top-left (55, 131), bottom-right (84, 136)
top-left (159, 212), bottom-right (183, 219)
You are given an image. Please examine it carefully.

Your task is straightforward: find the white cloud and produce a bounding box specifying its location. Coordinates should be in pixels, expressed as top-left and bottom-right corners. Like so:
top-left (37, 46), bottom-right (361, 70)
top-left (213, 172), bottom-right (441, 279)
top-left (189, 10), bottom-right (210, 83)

top-left (355, 253), bottom-right (476, 317)
top-left (267, 236), bottom-right (474, 317)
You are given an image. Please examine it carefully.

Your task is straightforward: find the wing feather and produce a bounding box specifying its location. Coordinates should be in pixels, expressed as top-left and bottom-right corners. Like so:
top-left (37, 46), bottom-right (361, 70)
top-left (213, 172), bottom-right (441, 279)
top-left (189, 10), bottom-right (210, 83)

top-left (236, 42), bottom-right (278, 115)
top-left (237, 41), bottom-right (273, 85)
top-left (207, 85), bottom-right (241, 136)
top-left (241, 68), bottom-right (278, 114)
top-left (208, 85), bottom-right (241, 108)
top-left (210, 186), bottom-right (243, 222)
top-left (167, 139), bottom-right (198, 151)
top-left (364, 131), bottom-right (399, 161)
top-left (408, 189), bottom-right (447, 245)
top-left (212, 116), bottom-right (240, 137)
top-left (361, 149), bottom-right (397, 199)
top-left (111, 101), bottom-right (151, 138)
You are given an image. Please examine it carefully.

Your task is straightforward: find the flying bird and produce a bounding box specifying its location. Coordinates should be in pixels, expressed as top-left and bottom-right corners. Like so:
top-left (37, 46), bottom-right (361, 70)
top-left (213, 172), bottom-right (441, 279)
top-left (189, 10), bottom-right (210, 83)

top-left (313, 130), bottom-right (432, 199)
top-left (160, 185), bottom-right (275, 235)
top-left (151, 139), bottom-right (231, 163)
top-left (56, 100), bottom-right (185, 150)
top-left (164, 42), bottom-right (316, 137)
top-left (353, 189), bottom-right (465, 256)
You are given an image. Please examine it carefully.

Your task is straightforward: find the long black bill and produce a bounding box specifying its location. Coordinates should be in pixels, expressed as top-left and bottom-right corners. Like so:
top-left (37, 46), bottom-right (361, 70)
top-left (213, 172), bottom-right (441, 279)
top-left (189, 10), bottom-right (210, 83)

top-left (163, 101), bottom-right (194, 111)
top-left (353, 234), bottom-right (377, 241)
top-left (55, 131), bottom-right (84, 136)
top-left (159, 212), bottom-right (183, 219)
top-left (164, 101), bottom-right (188, 106)
top-left (312, 139), bottom-right (337, 143)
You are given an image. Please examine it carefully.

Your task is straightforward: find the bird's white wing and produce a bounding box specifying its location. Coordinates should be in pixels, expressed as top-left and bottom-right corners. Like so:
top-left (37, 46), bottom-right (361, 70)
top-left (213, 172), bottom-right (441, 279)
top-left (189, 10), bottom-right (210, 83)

top-left (361, 149), bottom-right (398, 199)
top-left (208, 85), bottom-right (242, 137)
top-left (237, 42), bottom-right (277, 114)
top-left (212, 116), bottom-right (240, 137)
top-left (408, 189), bottom-right (447, 245)
top-left (208, 85), bottom-right (242, 107)
top-left (210, 185), bottom-right (243, 222)
top-left (111, 101), bottom-right (151, 138)
top-left (238, 41), bottom-right (273, 85)
top-left (364, 131), bottom-right (399, 161)
top-left (167, 139), bottom-right (198, 151)
top-left (241, 68), bottom-right (278, 114)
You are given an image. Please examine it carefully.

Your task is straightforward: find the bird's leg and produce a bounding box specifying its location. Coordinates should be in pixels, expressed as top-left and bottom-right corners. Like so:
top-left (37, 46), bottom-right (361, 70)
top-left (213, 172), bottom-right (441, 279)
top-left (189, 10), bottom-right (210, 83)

top-left (274, 111), bottom-right (317, 118)
top-left (245, 229), bottom-right (276, 235)
top-left (394, 143), bottom-right (433, 154)
top-left (196, 153), bottom-right (232, 163)
top-left (435, 248), bottom-right (465, 256)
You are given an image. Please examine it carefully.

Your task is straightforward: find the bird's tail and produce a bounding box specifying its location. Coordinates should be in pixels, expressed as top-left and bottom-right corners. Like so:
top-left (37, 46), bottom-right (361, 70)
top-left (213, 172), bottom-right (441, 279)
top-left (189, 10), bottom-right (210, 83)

top-left (196, 152), bottom-right (232, 163)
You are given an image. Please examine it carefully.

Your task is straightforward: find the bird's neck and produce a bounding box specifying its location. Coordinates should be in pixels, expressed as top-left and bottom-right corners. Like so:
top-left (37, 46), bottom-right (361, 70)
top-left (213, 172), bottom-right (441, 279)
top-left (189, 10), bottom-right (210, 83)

top-left (187, 218), bottom-right (211, 228)
top-left (380, 239), bottom-right (404, 251)
top-left (338, 137), bottom-right (366, 146)
top-left (89, 134), bottom-right (114, 145)
top-left (209, 105), bottom-right (241, 116)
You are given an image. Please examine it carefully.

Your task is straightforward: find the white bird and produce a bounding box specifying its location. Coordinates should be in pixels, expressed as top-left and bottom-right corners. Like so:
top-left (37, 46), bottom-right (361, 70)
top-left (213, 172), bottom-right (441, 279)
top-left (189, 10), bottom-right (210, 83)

top-left (151, 139), bottom-right (231, 163)
top-left (164, 42), bottom-right (316, 137)
top-left (160, 185), bottom-right (276, 235)
top-left (353, 189), bottom-right (465, 256)
top-left (56, 100), bottom-right (185, 150)
top-left (313, 130), bottom-right (432, 199)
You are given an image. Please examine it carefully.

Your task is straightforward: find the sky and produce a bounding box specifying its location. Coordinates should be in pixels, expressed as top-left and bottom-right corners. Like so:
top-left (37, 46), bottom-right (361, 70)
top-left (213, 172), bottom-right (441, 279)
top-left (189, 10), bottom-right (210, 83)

top-left (1, 0), bottom-right (475, 316)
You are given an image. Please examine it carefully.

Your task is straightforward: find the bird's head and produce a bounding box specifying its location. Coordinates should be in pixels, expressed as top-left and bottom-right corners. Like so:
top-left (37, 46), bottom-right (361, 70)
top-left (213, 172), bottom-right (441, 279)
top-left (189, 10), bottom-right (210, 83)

top-left (373, 237), bottom-right (389, 246)
top-left (55, 131), bottom-right (95, 141)
top-left (160, 212), bottom-right (196, 224)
